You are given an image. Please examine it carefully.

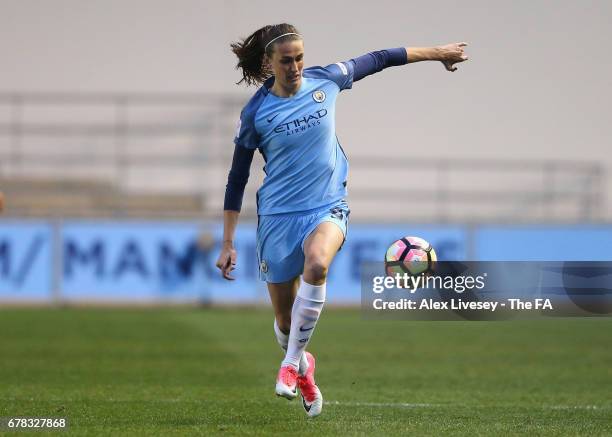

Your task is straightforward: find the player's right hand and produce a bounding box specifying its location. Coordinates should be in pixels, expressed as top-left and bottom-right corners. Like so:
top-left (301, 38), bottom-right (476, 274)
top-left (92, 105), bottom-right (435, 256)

top-left (216, 243), bottom-right (237, 280)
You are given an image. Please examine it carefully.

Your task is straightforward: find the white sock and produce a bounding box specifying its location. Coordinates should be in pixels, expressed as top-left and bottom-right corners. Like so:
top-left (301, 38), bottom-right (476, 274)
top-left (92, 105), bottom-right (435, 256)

top-left (282, 281), bottom-right (326, 369)
top-left (274, 319), bottom-right (309, 375)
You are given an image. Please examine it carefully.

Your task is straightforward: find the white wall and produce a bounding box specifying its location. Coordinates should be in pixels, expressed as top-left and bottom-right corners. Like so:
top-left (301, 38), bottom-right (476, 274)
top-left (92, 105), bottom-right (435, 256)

top-left (1, 0), bottom-right (611, 219)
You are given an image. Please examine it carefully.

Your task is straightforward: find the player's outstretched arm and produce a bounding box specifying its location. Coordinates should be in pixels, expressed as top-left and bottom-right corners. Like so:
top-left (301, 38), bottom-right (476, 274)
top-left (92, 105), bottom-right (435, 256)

top-left (216, 210), bottom-right (239, 280)
top-left (406, 42), bottom-right (469, 72)
top-left (346, 43), bottom-right (469, 84)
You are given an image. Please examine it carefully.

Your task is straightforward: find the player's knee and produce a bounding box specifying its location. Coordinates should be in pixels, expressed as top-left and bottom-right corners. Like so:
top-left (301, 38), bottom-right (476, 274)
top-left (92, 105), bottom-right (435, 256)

top-left (304, 259), bottom-right (328, 283)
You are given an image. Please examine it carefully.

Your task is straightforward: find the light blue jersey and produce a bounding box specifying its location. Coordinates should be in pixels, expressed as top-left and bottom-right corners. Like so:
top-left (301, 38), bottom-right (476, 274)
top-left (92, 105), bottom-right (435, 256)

top-left (234, 62), bottom-right (355, 215)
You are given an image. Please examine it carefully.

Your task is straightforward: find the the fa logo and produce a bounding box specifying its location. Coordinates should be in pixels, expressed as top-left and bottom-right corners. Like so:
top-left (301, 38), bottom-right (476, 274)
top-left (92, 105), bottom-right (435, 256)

top-left (260, 260), bottom-right (268, 273)
top-left (535, 299), bottom-right (553, 310)
top-left (312, 90), bottom-right (326, 103)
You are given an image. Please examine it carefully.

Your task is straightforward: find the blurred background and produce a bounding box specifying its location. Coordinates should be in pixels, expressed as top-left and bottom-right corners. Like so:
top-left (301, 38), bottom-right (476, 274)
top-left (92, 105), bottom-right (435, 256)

top-left (1, 0), bottom-right (611, 304)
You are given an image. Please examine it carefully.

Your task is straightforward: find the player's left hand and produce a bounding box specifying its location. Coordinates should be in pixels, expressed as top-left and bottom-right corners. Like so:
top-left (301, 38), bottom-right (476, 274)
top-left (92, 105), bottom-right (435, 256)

top-left (438, 42), bottom-right (469, 72)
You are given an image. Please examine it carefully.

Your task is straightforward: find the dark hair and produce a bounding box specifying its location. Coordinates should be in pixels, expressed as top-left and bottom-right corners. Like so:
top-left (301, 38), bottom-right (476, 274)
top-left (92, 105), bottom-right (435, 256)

top-left (230, 23), bottom-right (302, 86)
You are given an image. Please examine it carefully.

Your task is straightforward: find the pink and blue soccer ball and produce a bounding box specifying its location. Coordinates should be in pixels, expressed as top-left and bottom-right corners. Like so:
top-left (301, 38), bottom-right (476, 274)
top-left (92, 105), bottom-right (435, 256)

top-left (385, 236), bottom-right (437, 276)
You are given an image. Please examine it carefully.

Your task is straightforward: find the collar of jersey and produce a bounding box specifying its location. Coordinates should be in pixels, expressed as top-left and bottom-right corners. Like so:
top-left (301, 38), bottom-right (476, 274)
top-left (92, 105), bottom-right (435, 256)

top-left (263, 76), bottom-right (306, 100)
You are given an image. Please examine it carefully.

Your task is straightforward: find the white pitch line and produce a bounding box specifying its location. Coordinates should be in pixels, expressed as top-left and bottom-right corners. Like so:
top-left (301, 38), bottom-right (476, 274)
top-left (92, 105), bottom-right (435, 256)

top-left (325, 401), bottom-right (611, 410)
top-left (549, 405), bottom-right (605, 410)
top-left (2, 398), bottom-right (608, 411)
top-left (325, 401), bottom-right (439, 408)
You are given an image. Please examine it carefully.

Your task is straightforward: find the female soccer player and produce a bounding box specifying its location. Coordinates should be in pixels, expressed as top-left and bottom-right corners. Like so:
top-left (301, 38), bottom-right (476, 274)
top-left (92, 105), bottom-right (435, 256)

top-left (216, 23), bottom-right (468, 417)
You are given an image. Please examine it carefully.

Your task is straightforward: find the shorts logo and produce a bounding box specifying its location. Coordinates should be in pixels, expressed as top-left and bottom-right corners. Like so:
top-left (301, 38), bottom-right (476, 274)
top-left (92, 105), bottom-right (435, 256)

top-left (330, 206), bottom-right (345, 221)
top-left (260, 260), bottom-right (268, 273)
top-left (312, 90), bottom-right (326, 103)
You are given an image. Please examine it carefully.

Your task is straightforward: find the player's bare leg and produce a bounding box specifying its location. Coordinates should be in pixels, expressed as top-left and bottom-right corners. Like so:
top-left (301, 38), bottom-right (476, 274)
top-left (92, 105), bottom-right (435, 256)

top-left (268, 277), bottom-right (299, 336)
top-left (302, 221), bottom-right (344, 285)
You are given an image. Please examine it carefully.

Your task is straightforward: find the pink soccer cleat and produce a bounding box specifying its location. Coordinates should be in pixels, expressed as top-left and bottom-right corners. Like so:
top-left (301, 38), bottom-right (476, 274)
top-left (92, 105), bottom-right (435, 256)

top-left (275, 365), bottom-right (298, 400)
top-left (297, 352), bottom-right (323, 417)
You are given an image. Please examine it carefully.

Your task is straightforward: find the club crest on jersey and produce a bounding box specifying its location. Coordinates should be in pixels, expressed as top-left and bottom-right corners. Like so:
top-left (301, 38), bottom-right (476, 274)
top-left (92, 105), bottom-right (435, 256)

top-left (260, 260), bottom-right (268, 273)
top-left (312, 90), bottom-right (326, 103)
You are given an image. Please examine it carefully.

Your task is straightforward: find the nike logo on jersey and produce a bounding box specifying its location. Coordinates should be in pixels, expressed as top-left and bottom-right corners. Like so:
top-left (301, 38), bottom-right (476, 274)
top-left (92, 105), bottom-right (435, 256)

top-left (267, 113), bottom-right (280, 123)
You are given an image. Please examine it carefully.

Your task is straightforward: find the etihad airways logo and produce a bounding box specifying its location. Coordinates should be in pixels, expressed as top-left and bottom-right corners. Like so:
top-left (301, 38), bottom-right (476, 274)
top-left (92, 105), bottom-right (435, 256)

top-left (272, 109), bottom-right (328, 136)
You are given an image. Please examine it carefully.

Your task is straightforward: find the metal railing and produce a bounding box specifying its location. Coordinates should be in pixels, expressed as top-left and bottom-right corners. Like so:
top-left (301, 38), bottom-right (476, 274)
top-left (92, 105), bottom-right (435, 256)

top-left (0, 92), bottom-right (605, 223)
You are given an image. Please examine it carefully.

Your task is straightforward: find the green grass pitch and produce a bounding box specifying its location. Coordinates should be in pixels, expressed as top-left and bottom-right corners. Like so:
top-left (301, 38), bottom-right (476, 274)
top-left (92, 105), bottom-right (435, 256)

top-left (1, 308), bottom-right (611, 436)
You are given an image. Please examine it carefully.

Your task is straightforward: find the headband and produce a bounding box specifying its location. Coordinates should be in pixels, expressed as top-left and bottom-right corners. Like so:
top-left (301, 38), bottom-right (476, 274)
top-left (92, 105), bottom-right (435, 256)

top-left (264, 32), bottom-right (301, 52)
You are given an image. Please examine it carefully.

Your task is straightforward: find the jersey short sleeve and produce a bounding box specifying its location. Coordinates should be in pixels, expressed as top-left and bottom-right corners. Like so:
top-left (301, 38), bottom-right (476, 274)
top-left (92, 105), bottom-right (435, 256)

top-left (234, 108), bottom-right (259, 150)
top-left (234, 88), bottom-right (268, 150)
top-left (303, 62), bottom-right (355, 91)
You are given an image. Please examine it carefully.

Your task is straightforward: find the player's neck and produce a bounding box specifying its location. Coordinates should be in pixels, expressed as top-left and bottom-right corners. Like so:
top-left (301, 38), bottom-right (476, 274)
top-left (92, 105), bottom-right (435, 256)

top-left (271, 79), bottom-right (302, 98)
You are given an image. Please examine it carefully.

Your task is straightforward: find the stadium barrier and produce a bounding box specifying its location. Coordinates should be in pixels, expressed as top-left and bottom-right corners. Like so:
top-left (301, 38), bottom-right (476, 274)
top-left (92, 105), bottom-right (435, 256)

top-left (1, 219), bottom-right (611, 304)
top-left (0, 93), bottom-right (604, 223)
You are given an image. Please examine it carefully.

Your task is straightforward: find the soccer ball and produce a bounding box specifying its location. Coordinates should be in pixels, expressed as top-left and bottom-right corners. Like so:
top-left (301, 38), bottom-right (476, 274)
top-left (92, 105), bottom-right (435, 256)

top-left (385, 236), bottom-right (437, 276)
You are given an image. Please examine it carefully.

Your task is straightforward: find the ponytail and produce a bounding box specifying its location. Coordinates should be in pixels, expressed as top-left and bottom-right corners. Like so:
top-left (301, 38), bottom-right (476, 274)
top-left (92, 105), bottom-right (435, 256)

top-left (230, 23), bottom-right (302, 86)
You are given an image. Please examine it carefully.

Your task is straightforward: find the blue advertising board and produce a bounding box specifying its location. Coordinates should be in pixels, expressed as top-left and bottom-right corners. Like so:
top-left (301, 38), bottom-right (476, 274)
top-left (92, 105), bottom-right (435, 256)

top-left (61, 221), bottom-right (266, 303)
top-left (474, 226), bottom-right (612, 261)
top-left (59, 222), bottom-right (466, 303)
top-left (0, 219), bottom-right (610, 304)
top-left (0, 221), bottom-right (53, 301)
